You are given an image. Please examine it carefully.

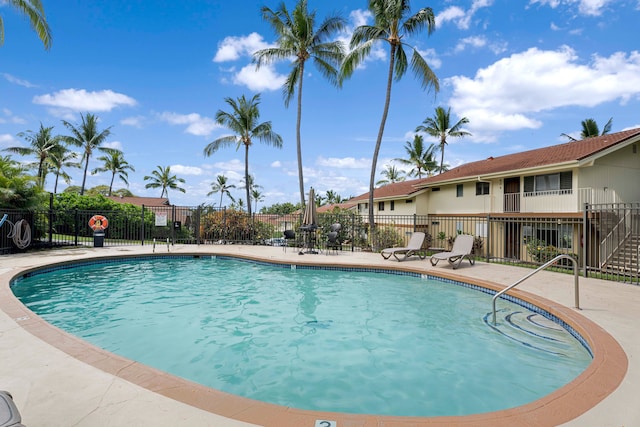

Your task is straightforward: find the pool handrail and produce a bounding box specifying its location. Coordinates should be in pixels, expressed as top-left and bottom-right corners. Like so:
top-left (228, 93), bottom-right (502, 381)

top-left (492, 254), bottom-right (580, 325)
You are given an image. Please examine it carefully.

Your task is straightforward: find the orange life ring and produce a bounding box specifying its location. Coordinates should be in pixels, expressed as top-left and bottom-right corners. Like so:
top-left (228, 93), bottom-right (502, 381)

top-left (89, 215), bottom-right (109, 231)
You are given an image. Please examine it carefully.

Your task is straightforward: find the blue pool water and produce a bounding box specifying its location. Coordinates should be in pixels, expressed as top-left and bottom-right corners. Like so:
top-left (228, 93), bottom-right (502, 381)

top-left (11, 256), bottom-right (592, 417)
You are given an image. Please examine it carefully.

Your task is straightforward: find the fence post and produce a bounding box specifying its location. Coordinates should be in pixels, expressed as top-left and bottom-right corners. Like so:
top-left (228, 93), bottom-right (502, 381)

top-left (141, 205), bottom-right (145, 246)
top-left (171, 205), bottom-right (176, 245)
top-left (582, 203), bottom-right (588, 278)
top-left (73, 209), bottom-right (79, 246)
top-left (48, 193), bottom-right (53, 245)
top-left (413, 213), bottom-right (417, 232)
top-left (486, 214), bottom-right (491, 263)
top-left (196, 206), bottom-right (201, 245)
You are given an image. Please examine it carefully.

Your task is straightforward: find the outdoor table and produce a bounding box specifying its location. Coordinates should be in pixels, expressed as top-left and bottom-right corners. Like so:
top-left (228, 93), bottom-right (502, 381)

top-left (299, 225), bottom-right (319, 254)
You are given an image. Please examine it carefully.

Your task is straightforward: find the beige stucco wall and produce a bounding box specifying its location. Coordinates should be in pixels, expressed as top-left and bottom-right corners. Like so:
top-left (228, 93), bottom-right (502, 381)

top-left (578, 143), bottom-right (640, 203)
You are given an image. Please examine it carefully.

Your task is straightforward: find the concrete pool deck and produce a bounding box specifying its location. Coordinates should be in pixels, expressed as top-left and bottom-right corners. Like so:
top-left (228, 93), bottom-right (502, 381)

top-left (0, 244), bottom-right (636, 426)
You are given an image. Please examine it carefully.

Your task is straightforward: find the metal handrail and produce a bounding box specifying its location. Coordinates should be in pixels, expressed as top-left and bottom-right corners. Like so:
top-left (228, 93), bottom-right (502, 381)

top-left (492, 254), bottom-right (580, 325)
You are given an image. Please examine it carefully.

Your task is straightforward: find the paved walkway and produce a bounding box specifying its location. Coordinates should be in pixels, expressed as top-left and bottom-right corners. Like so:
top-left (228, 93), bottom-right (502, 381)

top-left (0, 244), bottom-right (638, 426)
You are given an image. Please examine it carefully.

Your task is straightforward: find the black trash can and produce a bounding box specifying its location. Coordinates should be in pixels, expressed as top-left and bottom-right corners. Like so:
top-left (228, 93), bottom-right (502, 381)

top-left (93, 230), bottom-right (105, 247)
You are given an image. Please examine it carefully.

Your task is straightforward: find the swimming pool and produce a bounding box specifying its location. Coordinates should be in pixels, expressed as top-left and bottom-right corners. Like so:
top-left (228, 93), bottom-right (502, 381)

top-left (11, 255), bottom-right (593, 417)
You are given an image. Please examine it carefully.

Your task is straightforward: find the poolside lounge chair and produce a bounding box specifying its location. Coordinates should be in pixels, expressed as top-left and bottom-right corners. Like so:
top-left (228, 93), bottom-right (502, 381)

top-left (430, 234), bottom-right (475, 269)
top-left (381, 232), bottom-right (426, 261)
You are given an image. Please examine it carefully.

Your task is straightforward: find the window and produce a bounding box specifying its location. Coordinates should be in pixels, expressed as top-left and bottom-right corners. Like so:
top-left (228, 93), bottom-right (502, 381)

top-left (390, 200), bottom-right (395, 211)
top-left (524, 171), bottom-right (572, 195)
top-left (431, 187), bottom-right (440, 192)
top-left (405, 199), bottom-right (413, 204)
top-left (476, 182), bottom-right (490, 195)
top-left (378, 201), bottom-right (385, 211)
top-left (456, 184), bottom-right (464, 197)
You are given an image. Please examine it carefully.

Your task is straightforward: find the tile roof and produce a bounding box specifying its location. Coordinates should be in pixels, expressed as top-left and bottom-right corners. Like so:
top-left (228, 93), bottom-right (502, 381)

top-left (107, 196), bottom-right (170, 207)
top-left (349, 177), bottom-right (429, 202)
top-left (418, 127), bottom-right (640, 186)
top-left (346, 127), bottom-right (640, 202)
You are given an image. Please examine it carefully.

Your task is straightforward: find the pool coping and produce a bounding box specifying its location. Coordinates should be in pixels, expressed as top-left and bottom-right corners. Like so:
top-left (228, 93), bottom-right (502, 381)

top-left (0, 251), bottom-right (628, 427)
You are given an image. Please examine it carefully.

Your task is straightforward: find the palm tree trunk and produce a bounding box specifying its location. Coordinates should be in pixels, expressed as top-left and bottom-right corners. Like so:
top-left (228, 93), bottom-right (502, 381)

top-left (296, 61), bottom-right (306, 209)
top-left (80, 155), bottom-right (90, 195)
top-left (369, 44), bottom-right (397, 250)
top-left (244, 144), bottom-right (251, 215)
top-left (108, 173), bottom-right (115, 196)
top-left (219, 193), bottom-right (224, 210)
top-left (439, 138), bottom-right (445, 174)
top-left (54, 172), bottom-right (60, 194)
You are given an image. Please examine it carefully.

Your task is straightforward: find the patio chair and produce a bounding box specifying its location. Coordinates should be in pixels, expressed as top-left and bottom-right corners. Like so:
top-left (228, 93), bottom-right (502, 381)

top-left (283, 229), bottom-right (297, 252)
top-left (430, 234), bottom-right (475, 269)
top-left (325, 231), bottom-right (341, 255)
top-left (381, 232), bottom-right (426, 261)
top-left (0, 390), bottom-right (25, 427)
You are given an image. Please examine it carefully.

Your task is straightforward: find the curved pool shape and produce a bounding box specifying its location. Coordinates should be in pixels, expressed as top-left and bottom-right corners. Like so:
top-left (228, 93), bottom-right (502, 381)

top-left (11, 255), bottom-right (592, 417)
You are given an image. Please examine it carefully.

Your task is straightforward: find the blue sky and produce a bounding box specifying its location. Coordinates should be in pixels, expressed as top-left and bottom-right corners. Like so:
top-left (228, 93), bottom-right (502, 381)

top-left (1, 0), bottom-right (639, 208)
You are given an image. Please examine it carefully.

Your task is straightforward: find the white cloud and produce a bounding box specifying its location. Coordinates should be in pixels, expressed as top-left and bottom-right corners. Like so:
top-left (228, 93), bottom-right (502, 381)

top-left (158, 112), bottom-right (219, 136)
top-left (33, 89), bottom-right (137, 112)
top-left (171, 165), bottom-right (204, 176)
top-left (120, 116), bottom-right (145, 128)
top-left (103, 141), bottom-right (123, 150)
top-left (2, 73), bottom-right (36, 88)
top-left (232, 64), bottom-right (287, 91)
top-left (0, 108), bottom-right (27, 124)
top-left (0, 133), bottom-right (16, 148)
top-left (437, 0), bottom-right (493, 30)
top-left (212, 159), bottom-right (244, 172)
top-left (271, 160), bottom-right (282, 168)
top-left (213, 32), bottom-right (272, 62)
top-left (529, 0), bottom-right (613, 15)
top-left (316, 156), bottom-right (370, 169)
top-left (447, 47), bottom-right (640, 137)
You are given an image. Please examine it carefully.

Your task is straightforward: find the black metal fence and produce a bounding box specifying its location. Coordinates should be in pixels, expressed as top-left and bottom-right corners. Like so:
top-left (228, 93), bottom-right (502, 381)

top-left (1, 203), bottom-right (638, 283)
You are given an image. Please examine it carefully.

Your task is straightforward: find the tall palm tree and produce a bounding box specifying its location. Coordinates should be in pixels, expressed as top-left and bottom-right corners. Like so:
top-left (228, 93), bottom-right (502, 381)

top-left (143, 165), bottom-right (186, 198)
top-left (561, 117), bottom-right (613, 141)
top-left (203, 94), bottom-right (282, 216)
top-left (91, 148), bottom-right (135, 196)
top-left (1, 0), bottom-right (52, 49)
top-left (61, 113), bottom-right (112, 195)
top-left (341, 0), bottom-right (439, 240)
top-left (4, 123), bottom-right (61, 189)
top-left (251, 188), bottom-right (264, 213)
top-left (207, 174), bottom-right (236, 209)
top-left (240, 174), bottom-right (262, 211)
top-left (416, 106), bottom-right (470, 174)
top-left (254, 0), bottom-right (345, 209)
top-left (376, 164), bottom-right (405, 186)
top-left (0, 155), bottom-right (41, 209)
top-left (394, 134), bottom-right (439, 178)
top-left (48, 143), bottom-right (80, 193)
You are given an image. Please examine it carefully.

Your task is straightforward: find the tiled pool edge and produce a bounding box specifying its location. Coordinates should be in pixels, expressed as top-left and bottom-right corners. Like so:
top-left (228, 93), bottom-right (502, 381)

top-left (1, 252), bottom-right (629, 427)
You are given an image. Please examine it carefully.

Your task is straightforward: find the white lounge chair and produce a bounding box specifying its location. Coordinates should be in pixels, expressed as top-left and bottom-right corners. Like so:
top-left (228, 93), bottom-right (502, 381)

top-left (381, 232), bottom-right (426, 261)
top-left (430, 234), bottom-right (475, 269)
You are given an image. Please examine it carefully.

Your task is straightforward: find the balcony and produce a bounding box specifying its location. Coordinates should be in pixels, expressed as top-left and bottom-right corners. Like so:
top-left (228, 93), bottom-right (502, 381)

top-left (501, 188), bottom-right (623, 214)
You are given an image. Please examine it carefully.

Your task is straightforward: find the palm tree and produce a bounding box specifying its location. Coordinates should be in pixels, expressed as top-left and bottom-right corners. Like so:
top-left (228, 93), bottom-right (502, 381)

top-left (203, 94), bottom-right (282, 216)
top-left (394, 134), bottom-right (439, 178)
top-left (240, 174), bottom-right (262, 211)
top-left (561, 117), bottom-right (613, 141)
top-left (91, 148), bottom-right (135, 196)
top-left (207, 174), bottom-right (236, 209)
top-left (143, 165), bottom-right (186, 198)
top-left (254, 0), bottom-right (346, 209)
top-left (323, 190), bottom-right (346, 205)
top-left (48, 143), bottom-right (80, 193)
top-left (341, 0), bottom-right (439, 239)
top-left (0, 155), bottom-right (42, 209)
top-left (376, 164), bottom-right (405, 186)
top-left (4, 123), bottom-right (61, 189)
top-left (251, 188), bottom-right (264, 213)
top-left (1, 0), bottom-right (52, 49)
top-left (416, 106), bottom-right (470, 174)
top-left (61, 113), bottom-right (112, 195)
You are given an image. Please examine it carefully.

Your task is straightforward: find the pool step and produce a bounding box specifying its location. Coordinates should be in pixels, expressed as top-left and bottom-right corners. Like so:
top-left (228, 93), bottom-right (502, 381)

top-left (484, 310), bottom-right (576, 356)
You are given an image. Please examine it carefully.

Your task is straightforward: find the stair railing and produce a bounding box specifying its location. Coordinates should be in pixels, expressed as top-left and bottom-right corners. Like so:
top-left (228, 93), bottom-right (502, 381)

top-left (599, 209), bottom-right (632, 268)
top-left (492, 254), bottom-right (580, 325)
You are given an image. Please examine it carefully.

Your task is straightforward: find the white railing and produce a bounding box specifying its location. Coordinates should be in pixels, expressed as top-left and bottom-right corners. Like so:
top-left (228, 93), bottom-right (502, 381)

top-left (578, 188), bottom-right (623, 206)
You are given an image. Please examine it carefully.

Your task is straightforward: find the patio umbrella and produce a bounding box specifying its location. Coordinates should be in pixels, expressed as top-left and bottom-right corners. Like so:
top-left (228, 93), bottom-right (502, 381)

top-left (302, 187), bottom-right (318, 229)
